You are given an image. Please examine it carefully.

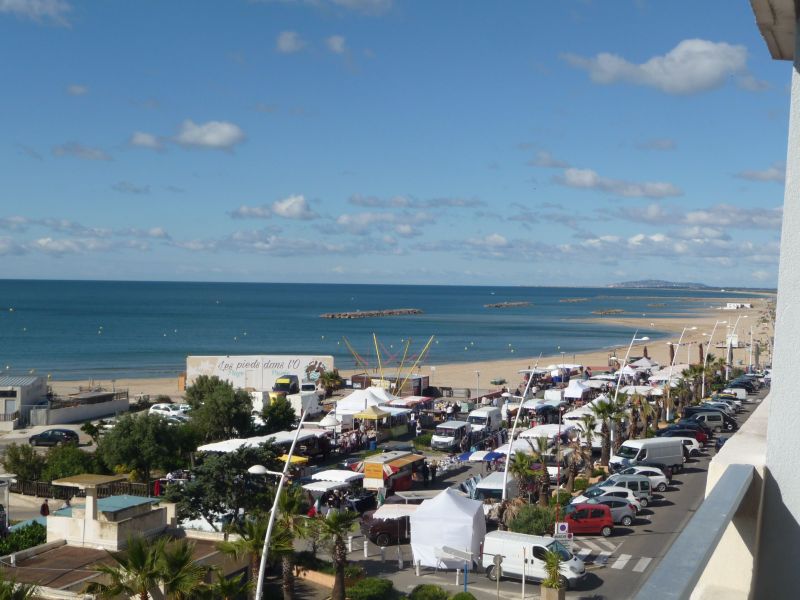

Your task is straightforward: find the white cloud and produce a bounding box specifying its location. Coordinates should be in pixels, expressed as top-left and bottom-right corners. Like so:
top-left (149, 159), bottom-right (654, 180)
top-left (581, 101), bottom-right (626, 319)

top-left (528, 151), bottom-right (570, 168)
top-left (30, 237), bottom-right (111, 255)
top-left (0, 237), bottom-right (25, 255)
top-left (737, 73), bottom-right (770, 92)
top-left (66, 83), bottom-right (87, 96)
top-left (326, 35), bottom-right (346, 54)
top-left (276, 31), bottom-right (307, 53)
top-left (52, 142), bottom-right (111, 161)
top-left (348, 195), bottom-right (483, 208)
top-left (636, 138), bottom-right (676, 151)
top-left (174, 120), bottom-right (245, 150)
top-left (130, 131), bottom-right (162, 150)
top-left (562, 39), bottom-right (748, 95)
top-left (684, 204), bottom-right (783, 229)
top-left (230, 205), bottom-right (272, 219)
top-left (0, 0), bottom-right (71, 25)
top-left (555, 167), bottom-right (682, 198)
top-left (735, 161), bottom-right (785, 183)
top-left (271, 195), bottom-right (318, 220)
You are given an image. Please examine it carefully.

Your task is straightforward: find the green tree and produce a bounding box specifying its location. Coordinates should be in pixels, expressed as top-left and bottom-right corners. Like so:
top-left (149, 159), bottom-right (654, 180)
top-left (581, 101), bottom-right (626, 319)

top-left (508, 504), bottom-right (556, 536)
top-left (0, 575), bottom-right (37, 600)
top-left (185, 376), bottom-right (253, 442)
top-left (318, 370), bottom-right (342, 398)
top-left (590, 399), bottom-right (616, 466)
top-left (508, 451), bottom-right (536, 501)
top-left (218, 518), bottom-right (268, 600)
top-left (2, 443), bottom-right (45, 482)
top-left (578, 414), bottom-right (597, 477)
top-left (159, 539), bottom-right (207, 600)
top-left (165, 445), bottom-right (280, 532)
top-left (315, 510), bottom-right (360, 600)
top-left (42, 444), bottom-right (103, 482)
top-left (527, 436), bottom-right (552, 507)
top-left (85, 536), bottom-right (166, 600)
top-left (80, 421), bottom-right (102, 445)
top-left (262, 396), bottom-right (296, 434)
top-left (98, 414), bottom-right (188, 483)
top-left (205, 571), bottom-right (251, 600)
top-left (272, 486), bottom-right (308, 600)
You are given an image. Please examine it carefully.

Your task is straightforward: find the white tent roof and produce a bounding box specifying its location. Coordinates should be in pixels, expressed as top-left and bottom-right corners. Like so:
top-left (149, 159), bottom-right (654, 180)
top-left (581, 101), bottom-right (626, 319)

top-left (302, 480), bottom-right (350, 494)
top-left (631, 357), bottom-right (658, 369)
top-left (590, 373), bottom-right (618, 381)
top-left (619, 385), bottom-right (657, 397)
top-left (519, 423), bottom-right (576, 440)
top-left (334, 386), bottom-right (399, 415)
top-left (494, 438), bottom-right (536, 456)
top-left (410, 488), bottom-right (486, 568)
top-left (389, 396), bottom-right (431, 408)
top-left (620, 364), bottom-right (638, 376)
top-left (564, 380), bottom-right (591, 399)
top-left (583, 379), bottom-right (608, 389)
top-left (196, 429), bottom-right (324, 453)
top-left (310, 470), bottom-right (365, 483)
top-left (544, 363), bottom-right (583, 370)
top-left (648, 365), bottom-right (689, 383)
top-left (373, 504), bottom-right (418, 519)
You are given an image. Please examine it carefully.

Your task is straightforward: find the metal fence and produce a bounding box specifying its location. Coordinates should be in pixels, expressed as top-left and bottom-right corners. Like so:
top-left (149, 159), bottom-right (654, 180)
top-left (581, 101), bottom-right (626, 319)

top-left (10, 479), bottom-right (152, 500)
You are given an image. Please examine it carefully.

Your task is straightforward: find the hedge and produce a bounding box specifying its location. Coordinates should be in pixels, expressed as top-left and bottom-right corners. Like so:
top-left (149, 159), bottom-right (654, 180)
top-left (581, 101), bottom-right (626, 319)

top-left (347, 577), bottom-right (394, 600)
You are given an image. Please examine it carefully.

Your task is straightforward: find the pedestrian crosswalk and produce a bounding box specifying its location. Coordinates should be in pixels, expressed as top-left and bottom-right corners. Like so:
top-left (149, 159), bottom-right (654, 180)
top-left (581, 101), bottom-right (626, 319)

top-left (569, 538), bottom-right (654, 574)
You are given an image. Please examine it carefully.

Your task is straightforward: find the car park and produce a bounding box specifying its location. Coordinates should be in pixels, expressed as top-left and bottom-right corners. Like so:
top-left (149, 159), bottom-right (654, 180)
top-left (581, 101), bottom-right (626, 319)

top-left (616, 465), bottom-right (670, 492)
top-left (29, 428), bottom-right (79, 447)
top-left (586, 497), bottom-right (637, 526)
top-left (563, 502), bottom-right (615, 537)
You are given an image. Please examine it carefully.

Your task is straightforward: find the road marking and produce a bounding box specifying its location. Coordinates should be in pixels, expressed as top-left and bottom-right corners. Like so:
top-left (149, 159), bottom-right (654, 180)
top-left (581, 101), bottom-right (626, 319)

top-left (576, 548), bottom-right (592, 560)
top-left (633, 557), bottom-right (652, 572)
top-left (599, 539), bottom-right (618, 552)
top-left (580, 539), bottom-right (603, 552)
top-left (610, 553), bottom-right (632, 569)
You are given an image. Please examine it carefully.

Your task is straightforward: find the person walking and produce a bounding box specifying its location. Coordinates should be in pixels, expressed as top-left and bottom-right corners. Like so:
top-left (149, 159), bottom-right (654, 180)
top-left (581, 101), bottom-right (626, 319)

top-left (429, 460), bottom-right (438, 483)
top-left (421, 462), bottom-right (430, 488)
top-left (39, 499), bottom-right (50, 517)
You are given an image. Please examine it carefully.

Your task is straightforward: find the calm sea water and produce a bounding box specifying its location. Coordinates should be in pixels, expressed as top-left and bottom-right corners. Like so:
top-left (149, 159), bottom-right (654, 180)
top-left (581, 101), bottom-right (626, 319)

top-left (0, 280), bottom-right (748, 380)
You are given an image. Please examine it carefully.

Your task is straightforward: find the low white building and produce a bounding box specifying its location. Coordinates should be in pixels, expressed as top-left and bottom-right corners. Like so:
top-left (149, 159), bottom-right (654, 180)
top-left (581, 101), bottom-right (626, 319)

top-left (0, 375), bottom-right (48, 431)
top-left (723, 302), bottom-right (753, 310)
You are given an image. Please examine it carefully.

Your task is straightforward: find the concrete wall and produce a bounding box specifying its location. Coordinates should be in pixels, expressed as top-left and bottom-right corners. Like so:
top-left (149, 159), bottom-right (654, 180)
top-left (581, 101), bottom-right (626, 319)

top-left (756, 18), bottom-right (800, 598)
top-left (47, 506), bottom-right (167, 551)
top-left (40, 397), bottom-right (129, 425)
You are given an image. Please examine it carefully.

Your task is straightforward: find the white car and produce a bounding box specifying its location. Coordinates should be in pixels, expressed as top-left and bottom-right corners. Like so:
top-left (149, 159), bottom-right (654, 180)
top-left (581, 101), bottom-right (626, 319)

top-left (571, 485), bottom-right (643, 512)
top-left (149, 403), bottom-right (189, 418)
top-left (616, 466), bottom-right (670, 492)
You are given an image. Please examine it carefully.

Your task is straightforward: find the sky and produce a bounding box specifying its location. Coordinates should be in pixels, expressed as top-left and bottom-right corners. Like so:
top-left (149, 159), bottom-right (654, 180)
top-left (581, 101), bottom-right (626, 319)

top-left (0, 0), bottom-right (790, 287)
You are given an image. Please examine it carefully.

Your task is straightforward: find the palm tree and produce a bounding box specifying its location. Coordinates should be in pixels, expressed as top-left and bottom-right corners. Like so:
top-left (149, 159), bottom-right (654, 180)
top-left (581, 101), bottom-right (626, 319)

top-left (205, 572), bottom-right (251, 600)
top-left (85, 536), bottom-right (166, 600)
top-left (610, 395), bottom-right (628, 451)
top-left (508, 450), bottom-right (536, 501)
top-left (590, 400), bottom-right (616, 466)
top-left (160, 538), bottom-right (207, 600)
top-left (578, 414), bottom-right (597, 476)
top-left (637, 396), bottom-right (656, 438)
top-left (273, 486), bottom-right (308, 600)
top-left (0, 577), bottom-right (37, 600)
top-left (218, 518), bottom-right (268, 600)
top-left (527, 436), bottom-right (551, 507)
top-left (624, 393), bottom-right (639, 441)
top-left (315, 510), bottom-right (360, 600)
top-left (318, 370), bottom-right (342, 398)
top-left (563, 436), bottom-right (590, 493)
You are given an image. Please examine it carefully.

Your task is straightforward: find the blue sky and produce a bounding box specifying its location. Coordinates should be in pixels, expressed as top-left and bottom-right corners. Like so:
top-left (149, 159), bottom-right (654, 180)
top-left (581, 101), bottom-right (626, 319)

top-left (0, 0), bottom-right (789, 286)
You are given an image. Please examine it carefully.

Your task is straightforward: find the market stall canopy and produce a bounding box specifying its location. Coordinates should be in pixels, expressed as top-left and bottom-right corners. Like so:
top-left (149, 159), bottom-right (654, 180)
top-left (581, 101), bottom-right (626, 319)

top-left (620, 365), bottom-right (638, 376)
top-left (302, 480), bottom-right (349, 494)
top-left (311, 470), bottom-right (365, 483)
top-left (373, 504), bottom-right (419, 519)
top-left (564, 380), bottom-right (591, 399)
top-left (545, 363), bottom-right (583, 370)
top-left (279, 454), bottom-right (309, 464)
top-left (631, 357), bottom-right (658, 369)
top-left (619, 385), bottom-right (658, 397)
top-left (583, 379), bottom-right (609, 389)
top-left (648, 365), bottom-right (689, 383)
top-left (519, 423), bottom-right (577, 440)
top-left (335, 387), bottom-right (400, 415)
top-left (410, 488), bottom-right (486, 568)
top-left (590, 373), bottom-right (618, 381)
top-left (389, 396), bottom-right (431, 408)
top-left (494, 438), bottom-right (536, 456)
top-left (353, 405), bottom-right (391, 420)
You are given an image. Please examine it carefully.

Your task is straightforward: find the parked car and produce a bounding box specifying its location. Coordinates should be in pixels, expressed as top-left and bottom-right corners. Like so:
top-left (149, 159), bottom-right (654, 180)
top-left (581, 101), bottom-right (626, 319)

top-left (599, 474), bottom-right (653, 507)
top-left (675, 420), bottom-right (713, 440)
top-left (360, 510), bottom-right (410, 546)
top-left (563, 502), bottom-right (615, 537)
top-left (572, 485), bottom-right (642, 511)
top-left (659, 428), bottom-right (708, 446)
top-left (617, 465), bottom-right (670, 492)
top-left (586, 497), bottom-right (637, 526)
top-left (728, 378), bottom-right (756, 393)
top-left (635, 460), bottom-right (674, 482)
top-left (715, 436), bottom-right (730, 452)
top-left (29, 428), bottom-right (79, 447)
top-left (149, 403), bottom-right (187, 418)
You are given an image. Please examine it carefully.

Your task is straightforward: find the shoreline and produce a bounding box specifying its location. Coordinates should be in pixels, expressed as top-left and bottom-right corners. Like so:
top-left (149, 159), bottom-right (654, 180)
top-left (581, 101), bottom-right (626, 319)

top-left (48, 295), bottom-right (774, 400)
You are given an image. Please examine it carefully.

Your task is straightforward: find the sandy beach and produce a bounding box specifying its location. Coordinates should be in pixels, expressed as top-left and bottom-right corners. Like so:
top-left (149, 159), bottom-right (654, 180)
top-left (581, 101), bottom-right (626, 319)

top-left (49, 294), bottom-right (774, 400)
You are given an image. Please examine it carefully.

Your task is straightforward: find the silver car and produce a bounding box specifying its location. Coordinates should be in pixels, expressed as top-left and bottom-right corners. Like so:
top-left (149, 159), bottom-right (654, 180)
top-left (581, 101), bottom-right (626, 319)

top-left (587, 498), bottom-right (637, 527)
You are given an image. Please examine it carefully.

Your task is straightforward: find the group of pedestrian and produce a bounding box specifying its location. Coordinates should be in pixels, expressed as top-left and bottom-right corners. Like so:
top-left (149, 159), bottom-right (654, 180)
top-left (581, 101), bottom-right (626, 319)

top-left (418, 459), bottom-right (439, 488)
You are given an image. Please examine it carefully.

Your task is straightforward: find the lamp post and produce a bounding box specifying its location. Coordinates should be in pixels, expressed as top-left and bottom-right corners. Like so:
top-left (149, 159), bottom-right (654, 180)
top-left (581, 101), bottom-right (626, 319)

top-left (253, 408), bottom-right (309, 600)
top-left (665, 326), bottom-right (696, 419)
top-left (726, 315), bottom-right (748, 380)
top-left (475, 370), bottom-right (480, 400)
top-left (701, 320), bottom-right (727, 398)
top-left (611, 332), bottom-right (650, 434)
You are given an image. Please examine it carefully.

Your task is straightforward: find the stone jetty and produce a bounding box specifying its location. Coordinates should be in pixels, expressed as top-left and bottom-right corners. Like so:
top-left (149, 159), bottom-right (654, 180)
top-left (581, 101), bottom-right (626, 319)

top-left (320, 308), bottom-right (423, 319)
top-left (484, 301), bottom-right (531, 308)
top-left (592, 309), bottom-right (625, 315)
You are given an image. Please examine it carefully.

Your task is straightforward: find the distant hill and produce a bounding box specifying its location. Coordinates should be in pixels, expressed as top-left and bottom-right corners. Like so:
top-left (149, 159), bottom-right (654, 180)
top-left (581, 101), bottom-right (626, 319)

top-left (608, 279), bottom-right (712, 290)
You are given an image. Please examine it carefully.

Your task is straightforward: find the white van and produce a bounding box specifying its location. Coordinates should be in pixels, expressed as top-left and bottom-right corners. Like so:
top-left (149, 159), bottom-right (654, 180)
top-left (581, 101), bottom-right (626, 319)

top-left (467, 407), bottom-right (502, 434)
top-left (474, 472), bottom-right (519, 514)
top-left (430, 421), bottom-right (471, 451)
top-left (609, 438), bottom-right (683, 473)
top-left (482, 530), bottom-right (586, 590)
top-left (722, 388), bottom-right (748, 401)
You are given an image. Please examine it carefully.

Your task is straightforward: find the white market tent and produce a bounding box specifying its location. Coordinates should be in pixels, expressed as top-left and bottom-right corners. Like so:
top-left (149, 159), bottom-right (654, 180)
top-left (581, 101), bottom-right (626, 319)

top-left (583, 379), bottom-right (609, 389)
top-left (196, 429), bottom-right (324, 453)
top-left (519, 423), bottom-right (577, 441)
top-left (373, 504), bottom-right (418, 519)
top-left (410, 488), bottom-right (486, 568)
top-left (590, 373), bottom-right (618, 381)
top-left (619, 385), bottom-right (658, 397)
top-left (493, 438), bottom-right (536, 456)
top-left (620, 365), bottom-right (638, 376)
top-left (564, 380), bottom-right (591, 399)
top-left (302, 480), bottom-right (350, 494)
top-left (648, 365), bottom-right (689, 383)
top-left (334, 387), bottom-right (400, 415)
top-left (631, 357), bottom-right (659, 369)
top-left (389, 396), bottom-right (431, 408)
top-left (310, 470), bottom-right (365, 483)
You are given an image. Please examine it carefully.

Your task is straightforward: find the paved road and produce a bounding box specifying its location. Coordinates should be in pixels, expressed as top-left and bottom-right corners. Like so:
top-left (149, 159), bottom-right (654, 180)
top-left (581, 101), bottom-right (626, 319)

top-left (340, 391), bottom-right (765, 600)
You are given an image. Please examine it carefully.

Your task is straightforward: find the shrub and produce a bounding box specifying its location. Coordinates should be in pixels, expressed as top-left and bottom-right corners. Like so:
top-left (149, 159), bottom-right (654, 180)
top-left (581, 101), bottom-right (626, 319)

top-left (347, 577), bottom-right (394, 600)
top-left (0, 522), bottom-right (46, 555)
top-left (573, 477), bottom-right (589, 491)
top-left (591, 467), bottom-right (606, 478)
top-left (549, 490), bottom-right (571, 507)
top-left (508, 504), bottom-right (556, 536)
top-left (413, 432), bottom-right (433, 450)
top-left (409, 584), bottom-right (448, 600)
top-left (450, 593), bottom-right (477, 600)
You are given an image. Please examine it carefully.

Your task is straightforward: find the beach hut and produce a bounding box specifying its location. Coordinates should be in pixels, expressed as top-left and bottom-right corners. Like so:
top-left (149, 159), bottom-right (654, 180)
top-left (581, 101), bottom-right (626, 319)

top-left (410, 488), bottom-right (486, 568)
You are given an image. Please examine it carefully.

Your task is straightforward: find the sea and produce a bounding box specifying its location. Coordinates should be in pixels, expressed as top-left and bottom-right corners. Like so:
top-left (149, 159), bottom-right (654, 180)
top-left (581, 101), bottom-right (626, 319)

top-left (0, 280), bottom-right (752, 381)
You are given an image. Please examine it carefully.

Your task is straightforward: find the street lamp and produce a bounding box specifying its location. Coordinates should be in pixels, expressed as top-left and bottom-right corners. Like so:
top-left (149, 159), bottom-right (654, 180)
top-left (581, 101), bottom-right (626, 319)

top-left (665, 326), bottom-right (696, 419)
top-left (253, 408), bottom-right (309, 600)
top-left (726, 315), bottom-right (748, 380)
top-left (475, 370), bottom-right (480, 399)
top-left (612, 331), bottom-right (650, 413)
top-left (701, 320), bottom-right (727, 398)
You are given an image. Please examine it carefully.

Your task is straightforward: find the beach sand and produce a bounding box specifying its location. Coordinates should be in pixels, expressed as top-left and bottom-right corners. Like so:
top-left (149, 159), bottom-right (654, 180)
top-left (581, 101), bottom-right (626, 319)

top-left (49, 295), bottom-right (774, 399)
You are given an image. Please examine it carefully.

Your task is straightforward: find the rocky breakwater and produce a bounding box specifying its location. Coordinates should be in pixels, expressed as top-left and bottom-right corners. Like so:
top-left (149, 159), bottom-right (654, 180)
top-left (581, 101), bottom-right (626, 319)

top-left (320, 308), bottom-right (423, 319)
top-left (484, 301), bottom-right (532, 308)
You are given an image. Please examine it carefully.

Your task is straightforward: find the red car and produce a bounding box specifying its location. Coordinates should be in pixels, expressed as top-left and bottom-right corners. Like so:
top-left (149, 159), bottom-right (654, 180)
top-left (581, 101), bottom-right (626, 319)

top-left (564, 503), bottom-right (615, 537)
